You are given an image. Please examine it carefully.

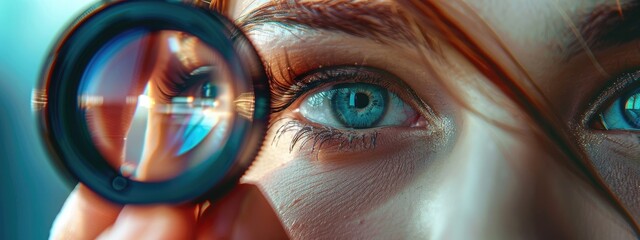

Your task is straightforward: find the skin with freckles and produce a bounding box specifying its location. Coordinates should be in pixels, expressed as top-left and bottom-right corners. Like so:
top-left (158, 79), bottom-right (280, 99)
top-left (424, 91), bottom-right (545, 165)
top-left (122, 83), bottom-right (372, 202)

top-left (51, 0), bottom-right (640, 239)
top-left (453, 0), bottom-right (640, 231)
top-left (232, 0), bottom-right (640, 238)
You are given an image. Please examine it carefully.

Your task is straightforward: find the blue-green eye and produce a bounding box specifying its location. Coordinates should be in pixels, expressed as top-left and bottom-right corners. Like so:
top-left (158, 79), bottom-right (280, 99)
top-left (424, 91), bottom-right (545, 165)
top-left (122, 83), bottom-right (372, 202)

top-left (298, 83), bottom-right (417, 129)
top-left (600, 88), bottom-right (640, 130)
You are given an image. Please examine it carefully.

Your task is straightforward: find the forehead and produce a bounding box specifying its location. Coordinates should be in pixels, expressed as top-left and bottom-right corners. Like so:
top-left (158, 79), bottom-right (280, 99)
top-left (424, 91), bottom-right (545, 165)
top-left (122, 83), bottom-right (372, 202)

top-left (463, 0), bottom-right (610, 39)
top-left (460, 0), bottom-right (624, 63)
top-left (227, 0), bottom-right (635, 83)
top-left (230, 0), bottom-right (628, 55)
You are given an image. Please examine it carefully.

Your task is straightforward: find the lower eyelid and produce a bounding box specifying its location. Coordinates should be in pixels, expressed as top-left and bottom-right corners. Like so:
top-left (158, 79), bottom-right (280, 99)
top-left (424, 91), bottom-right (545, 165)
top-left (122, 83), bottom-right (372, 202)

top-left (270, 111), bottom-right (432, 154)
top-left (270, 118), bottom-right (380, 154)
top-left (268, 117), bottom-right (443, 163)
top-left (266, 66), bottom-right (441, 154)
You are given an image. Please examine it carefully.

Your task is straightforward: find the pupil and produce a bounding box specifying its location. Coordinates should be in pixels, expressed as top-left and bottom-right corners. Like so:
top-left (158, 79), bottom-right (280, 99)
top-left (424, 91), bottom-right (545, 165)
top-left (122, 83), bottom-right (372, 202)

top-left (330, 83), bottom-right (387, 129)
top-left (201, 82), bottom-right (217, 98)
top-left (351, 92), bottom-right (370, 109)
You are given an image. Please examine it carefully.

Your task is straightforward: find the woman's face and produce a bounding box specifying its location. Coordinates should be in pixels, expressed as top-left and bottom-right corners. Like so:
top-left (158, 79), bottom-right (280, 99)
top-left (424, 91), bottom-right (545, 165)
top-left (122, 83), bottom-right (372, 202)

top-left (226, 0), bottom-right (640, 238)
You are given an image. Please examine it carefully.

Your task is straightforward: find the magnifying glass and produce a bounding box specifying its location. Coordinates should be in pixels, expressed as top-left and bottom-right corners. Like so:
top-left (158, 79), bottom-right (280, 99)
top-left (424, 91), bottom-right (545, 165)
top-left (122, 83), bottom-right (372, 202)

top-left (33, 0), bottom-right (269, 204)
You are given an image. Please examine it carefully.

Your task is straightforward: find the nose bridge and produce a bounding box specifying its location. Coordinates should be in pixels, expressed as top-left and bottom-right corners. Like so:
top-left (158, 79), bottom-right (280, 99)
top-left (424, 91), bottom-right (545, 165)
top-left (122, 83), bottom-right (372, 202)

top-left (424, 111), bottom-right (600, 239)
top-left (422, 110), bottom-right (638, 239)
top-left (428, 111), bottom-right (564, 239)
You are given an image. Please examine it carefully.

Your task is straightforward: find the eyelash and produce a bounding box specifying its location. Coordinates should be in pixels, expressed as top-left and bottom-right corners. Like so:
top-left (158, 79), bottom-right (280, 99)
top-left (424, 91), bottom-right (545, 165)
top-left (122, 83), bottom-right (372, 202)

top-left (269, 66), bottom-right (401, 113)
top-left (153, 65), bottom-right (210, 103)
top-left (267, 66), bottom-right (423, 154)
top-left (271, 119), bottom-right (380, 154)
top-left (586, 69), bottom-right (640, 129)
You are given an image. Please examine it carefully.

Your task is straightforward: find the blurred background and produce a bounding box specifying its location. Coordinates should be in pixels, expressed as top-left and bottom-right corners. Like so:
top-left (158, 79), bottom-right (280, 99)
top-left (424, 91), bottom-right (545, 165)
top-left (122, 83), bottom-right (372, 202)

top-left (0, 1), bottom-right (92, 239)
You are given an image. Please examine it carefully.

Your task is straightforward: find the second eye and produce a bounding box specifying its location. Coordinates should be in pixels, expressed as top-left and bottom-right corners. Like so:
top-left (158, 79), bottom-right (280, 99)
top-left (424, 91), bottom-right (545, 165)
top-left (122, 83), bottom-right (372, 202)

top-left (298, 83), bottom-right (418, 129)
top-left (599, 88), bottom-right (640, 130)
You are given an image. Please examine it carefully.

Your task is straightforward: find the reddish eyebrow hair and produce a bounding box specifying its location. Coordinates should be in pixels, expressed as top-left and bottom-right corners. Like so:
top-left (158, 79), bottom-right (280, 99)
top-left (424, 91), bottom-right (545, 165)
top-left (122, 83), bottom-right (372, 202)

top-left (235, 0), bottom-right (436, 50)
top-left (565, 1), bottom-right (640, 58)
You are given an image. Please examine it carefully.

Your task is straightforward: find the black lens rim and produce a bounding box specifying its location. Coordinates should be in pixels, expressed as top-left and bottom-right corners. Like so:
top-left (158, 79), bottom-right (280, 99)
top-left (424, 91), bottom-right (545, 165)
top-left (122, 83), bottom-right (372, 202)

top-left (38, 0), bottom-right (269, 204)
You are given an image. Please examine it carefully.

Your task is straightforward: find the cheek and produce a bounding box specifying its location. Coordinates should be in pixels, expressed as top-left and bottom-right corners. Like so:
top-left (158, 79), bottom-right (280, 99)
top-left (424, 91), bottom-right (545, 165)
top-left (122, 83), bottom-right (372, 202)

top-left (580, 131), bottom-right (640, 219)
top-left (242, 128), bottom-right (447, 238)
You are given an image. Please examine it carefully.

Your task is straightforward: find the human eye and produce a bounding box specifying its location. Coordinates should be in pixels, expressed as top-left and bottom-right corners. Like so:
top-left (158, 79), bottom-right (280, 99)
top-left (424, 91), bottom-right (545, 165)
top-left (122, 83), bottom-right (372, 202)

top-left (271, 66), bottom-right (430, 152)
top-left (161, 66), bottom-right (218, 103)
top-left (298, 82), bottom-right (417, 129)
top-left (150, 65), bottom-right (221, 121)
top-left (149, 32), bottom-right (223, 106)
top-left (599, 88), bottom-right (640, 131)
top-left (298, 73), bottom-right (420, 129)
top-left (591, 71), bottom-right (640, 132)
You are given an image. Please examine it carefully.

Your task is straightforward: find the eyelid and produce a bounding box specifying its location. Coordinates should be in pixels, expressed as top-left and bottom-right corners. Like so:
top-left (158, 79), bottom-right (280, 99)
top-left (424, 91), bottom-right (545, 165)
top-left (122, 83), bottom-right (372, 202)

top-left (583, 69), bottom-right (640, 130)
top-left (153, 65), bottom-right (212, 103)
top-left (268, 66), bottom-right (445, 154)
top-left (270, 65), bottom-right (436, 120)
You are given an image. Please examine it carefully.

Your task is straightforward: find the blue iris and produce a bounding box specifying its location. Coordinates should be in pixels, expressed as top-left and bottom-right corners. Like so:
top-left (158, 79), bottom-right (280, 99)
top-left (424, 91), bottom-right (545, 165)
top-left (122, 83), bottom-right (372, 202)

top-left (177, 81), bottom-right (219, 155)
top-left (623, 91), bottom-right (640, 128)
top-left (330, 83), bottom-right (388, 129)
top-left (201, 82), bottom-right (217, 99)
top-left (601, 88), bottom-right (640, 130)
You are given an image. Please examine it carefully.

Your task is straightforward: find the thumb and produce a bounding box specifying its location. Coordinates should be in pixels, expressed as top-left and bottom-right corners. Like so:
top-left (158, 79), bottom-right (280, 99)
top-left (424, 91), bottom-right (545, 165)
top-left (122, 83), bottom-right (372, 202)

top-left (196, 184), bottom-right (288, 240)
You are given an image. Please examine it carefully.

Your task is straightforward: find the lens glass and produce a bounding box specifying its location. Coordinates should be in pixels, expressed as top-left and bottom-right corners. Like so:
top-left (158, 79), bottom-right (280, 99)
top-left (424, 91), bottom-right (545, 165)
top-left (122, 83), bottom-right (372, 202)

top-left (78, 29), bottom-right (240, 182)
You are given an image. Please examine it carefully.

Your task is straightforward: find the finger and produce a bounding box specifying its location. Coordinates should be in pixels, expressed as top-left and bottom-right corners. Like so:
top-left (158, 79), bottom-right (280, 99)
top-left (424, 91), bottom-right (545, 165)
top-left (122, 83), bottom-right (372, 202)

top-left (196, 184), bottom-right (289, 240)
top-left (97, 204), bottom-right (198, 240)
top-left (50, 184), bottom-right (123, 240)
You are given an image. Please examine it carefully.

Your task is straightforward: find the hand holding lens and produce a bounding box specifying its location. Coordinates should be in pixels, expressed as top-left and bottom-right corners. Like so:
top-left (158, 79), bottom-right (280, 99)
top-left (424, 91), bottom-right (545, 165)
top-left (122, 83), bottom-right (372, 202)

top-left (34, 0), bottom-right (269, 204)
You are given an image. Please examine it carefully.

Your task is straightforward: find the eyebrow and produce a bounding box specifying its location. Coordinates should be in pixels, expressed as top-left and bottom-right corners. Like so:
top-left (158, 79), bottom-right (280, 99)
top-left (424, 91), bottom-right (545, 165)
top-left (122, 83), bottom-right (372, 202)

top-left (565, 1), bottom-right (640, 58)
top-left (235, 0), bottom-right (436, 49)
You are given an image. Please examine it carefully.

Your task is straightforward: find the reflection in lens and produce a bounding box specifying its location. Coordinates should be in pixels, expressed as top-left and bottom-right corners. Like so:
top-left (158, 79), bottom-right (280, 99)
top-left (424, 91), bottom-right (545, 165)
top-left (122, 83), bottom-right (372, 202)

top-left (77, 29), bottom-right (242, 182)
top-left (624, 92), bottom-right (640, 128)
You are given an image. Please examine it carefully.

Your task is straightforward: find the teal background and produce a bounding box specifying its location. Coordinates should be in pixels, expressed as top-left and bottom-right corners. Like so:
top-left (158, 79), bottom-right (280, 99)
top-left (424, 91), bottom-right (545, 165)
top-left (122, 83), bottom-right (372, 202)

top-left (0, 1), bottom-right (92, 239)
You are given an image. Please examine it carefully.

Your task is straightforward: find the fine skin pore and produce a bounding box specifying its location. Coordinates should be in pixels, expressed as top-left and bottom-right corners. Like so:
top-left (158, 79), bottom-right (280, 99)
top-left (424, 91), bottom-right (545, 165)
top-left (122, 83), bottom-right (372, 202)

top-left (234, 0), bottom-right (640, 238)
top-left (50, 0), bottom-right (640, 239)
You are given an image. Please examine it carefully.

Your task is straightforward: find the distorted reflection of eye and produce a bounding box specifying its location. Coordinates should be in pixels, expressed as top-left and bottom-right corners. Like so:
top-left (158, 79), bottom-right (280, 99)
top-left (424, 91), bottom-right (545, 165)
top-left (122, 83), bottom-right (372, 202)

top-left (152, 66), bottom-right (223, 155)
top-left (600, 88), bottom-right (640, 130)
top-left (200, 82), bottom-right (217, 99)
top-left (193, 66), bottom-right (218, 99)
top-left (298, 83), bottom-right (418, 129)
